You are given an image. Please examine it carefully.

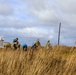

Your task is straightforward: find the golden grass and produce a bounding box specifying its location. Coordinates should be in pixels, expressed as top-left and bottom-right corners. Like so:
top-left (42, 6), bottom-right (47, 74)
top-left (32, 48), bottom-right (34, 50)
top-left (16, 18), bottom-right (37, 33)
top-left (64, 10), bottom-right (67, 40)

top-left (0, 46), bottom-right (76, 75)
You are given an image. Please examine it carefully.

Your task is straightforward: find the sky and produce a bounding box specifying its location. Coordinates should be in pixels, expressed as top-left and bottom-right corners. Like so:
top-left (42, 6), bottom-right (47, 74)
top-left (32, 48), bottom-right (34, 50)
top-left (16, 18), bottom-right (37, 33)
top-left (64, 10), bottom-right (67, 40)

top-left (0, 0), bottom-right (76, 46)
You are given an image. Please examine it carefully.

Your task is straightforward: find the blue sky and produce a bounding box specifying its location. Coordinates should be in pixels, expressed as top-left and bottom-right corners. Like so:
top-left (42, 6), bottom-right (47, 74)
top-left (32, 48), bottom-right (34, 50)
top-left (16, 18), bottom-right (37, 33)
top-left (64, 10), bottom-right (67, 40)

top-left (0, 0), bottom-right (76, 46)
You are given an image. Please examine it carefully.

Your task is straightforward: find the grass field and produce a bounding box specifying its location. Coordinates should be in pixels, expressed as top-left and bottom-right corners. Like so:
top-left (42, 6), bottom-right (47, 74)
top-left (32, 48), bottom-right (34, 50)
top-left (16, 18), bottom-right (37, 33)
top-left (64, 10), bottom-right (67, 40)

top-left (0, 45), bottom-right (76, 75)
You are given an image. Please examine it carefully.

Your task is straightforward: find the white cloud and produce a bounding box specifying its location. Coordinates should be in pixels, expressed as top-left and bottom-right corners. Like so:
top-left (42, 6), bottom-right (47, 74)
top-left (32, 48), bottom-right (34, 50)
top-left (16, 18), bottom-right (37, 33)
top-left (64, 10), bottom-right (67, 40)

top-left (0, 27), bottom-right (55, 38)
top-left (0, 0), bottom-right (76, 45)
top-left (0, 4), bottom-right (13, 16)
top-left (17, 27), bottom-right (54, 38)
top-left (19, 0), bottom-right (59, 23)
top-left (55, 0), bottom-right (76, 14)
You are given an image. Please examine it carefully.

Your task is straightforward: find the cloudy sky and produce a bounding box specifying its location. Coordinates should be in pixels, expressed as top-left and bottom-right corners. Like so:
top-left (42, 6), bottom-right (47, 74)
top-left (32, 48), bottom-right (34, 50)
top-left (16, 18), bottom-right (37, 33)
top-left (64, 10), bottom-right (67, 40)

top-left (0, 0), bottom-right (76, 46)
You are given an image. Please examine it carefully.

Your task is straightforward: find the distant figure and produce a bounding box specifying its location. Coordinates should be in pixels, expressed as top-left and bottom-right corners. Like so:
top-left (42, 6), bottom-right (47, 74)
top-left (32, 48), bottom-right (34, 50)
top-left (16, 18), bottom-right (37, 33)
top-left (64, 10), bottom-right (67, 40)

top-left (31, 39), bottom-right (41, 50)
top-left (12, 38), bottom-right (20, 49)
top-left (45, 40), bottom-right (52, 50)
top-left (22, 44), bottom-right (27, 51)
top-left (35, 39), bottom-right (41, 47)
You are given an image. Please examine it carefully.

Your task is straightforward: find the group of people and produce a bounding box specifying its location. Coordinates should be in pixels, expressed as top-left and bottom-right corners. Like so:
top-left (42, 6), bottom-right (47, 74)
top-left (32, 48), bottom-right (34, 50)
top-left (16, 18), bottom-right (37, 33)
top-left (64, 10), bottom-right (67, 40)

top-left (12, 38), bottom-right (52, 51)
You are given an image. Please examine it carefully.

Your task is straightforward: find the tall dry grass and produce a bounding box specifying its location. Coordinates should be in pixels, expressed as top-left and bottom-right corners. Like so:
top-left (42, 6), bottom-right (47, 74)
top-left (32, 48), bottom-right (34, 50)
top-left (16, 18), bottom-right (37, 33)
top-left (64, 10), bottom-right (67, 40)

top-left (0, 46), bottom-right (76, 75)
